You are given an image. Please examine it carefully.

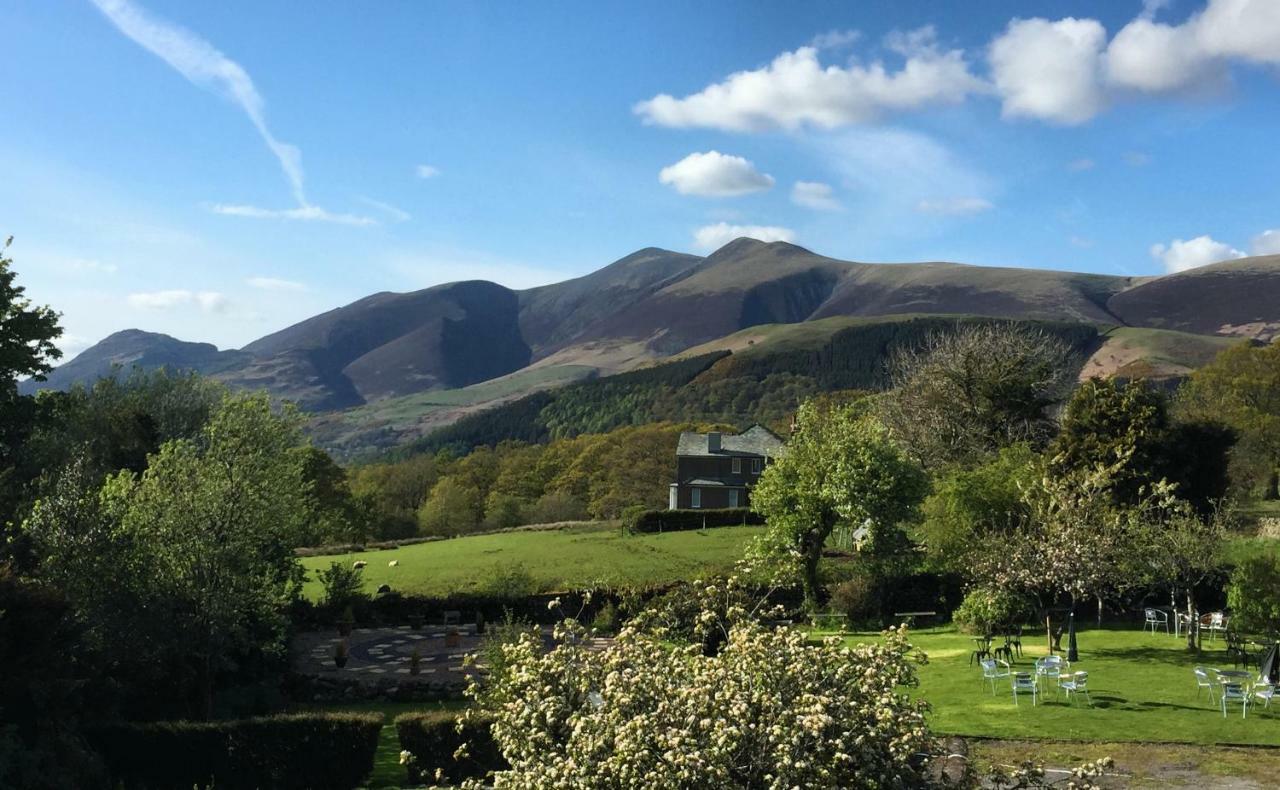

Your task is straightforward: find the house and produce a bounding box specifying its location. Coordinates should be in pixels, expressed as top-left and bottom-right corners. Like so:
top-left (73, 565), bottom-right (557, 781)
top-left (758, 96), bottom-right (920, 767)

top-left (668, 425), bottom-right (785, 510)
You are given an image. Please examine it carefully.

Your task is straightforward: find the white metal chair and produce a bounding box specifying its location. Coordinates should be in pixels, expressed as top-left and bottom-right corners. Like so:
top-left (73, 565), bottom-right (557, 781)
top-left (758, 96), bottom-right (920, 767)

top-left (1221, 682), bottom-right (1249, 718)
top-left (1144, 608), bottom-right (1169, 635)
top-left (1194, 666), bottom-right (1217, 702)
top-left (981, 658), bottom-right (1012, 694)
top-left (1012, 672), bottom-right (1039, 706)
top-left (1254, 682), bottom-right (1275, 711)
top-left (1203, 612), bottom-right (1228, 643)
top-left (1060, 671), bottom-right (1092, 706)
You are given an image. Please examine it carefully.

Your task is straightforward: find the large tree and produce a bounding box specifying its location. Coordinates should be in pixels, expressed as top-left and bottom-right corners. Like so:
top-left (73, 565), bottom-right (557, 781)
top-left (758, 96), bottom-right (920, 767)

top-left (751, 401), bottom-right (926, 611)
top-left (881, 323), bottom-right (1076, 468)
top-left (28, 393), bottom-right (309, 718)
top-left (1051, 377), bottom-right (1234, 511)
top-left (0, 238), bottom-right (63, 548)
top-left (1179, 341), bottom-right (1280, 499)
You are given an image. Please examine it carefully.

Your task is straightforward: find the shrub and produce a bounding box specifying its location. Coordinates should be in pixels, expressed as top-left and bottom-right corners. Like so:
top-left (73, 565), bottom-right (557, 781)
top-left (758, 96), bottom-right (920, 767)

top-left (591, 600), bottom-right (621, 633)
top-left (87, 712), bottom-right (382, 790)
top-left (318, 561), bottom-right (366, 610)
top-left (395, 711), bottom-right (505, 785)
top-left (467, 591), bottom-right (934, 788)
top-left (952, 586), bottom-right (1033, 635)
top-left (482, 563), bottom-right (541, 598)
top-left (1227, 555), bottom-right (1280, 637)
top-left (629, 507), bottom-right (763, 534)
top-left (829, 573), bottom-right (878, 625)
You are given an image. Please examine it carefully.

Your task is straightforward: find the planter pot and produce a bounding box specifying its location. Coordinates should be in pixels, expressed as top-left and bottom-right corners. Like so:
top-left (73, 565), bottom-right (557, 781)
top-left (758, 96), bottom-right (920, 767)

top-left (445, 628), bottom-right (461, 648)
top-left (410, 663), bottom-right (421, 676)
top-left (338, 620), bottom-right (354, 637)
top-left (334, 655), bottom-right (348, 669)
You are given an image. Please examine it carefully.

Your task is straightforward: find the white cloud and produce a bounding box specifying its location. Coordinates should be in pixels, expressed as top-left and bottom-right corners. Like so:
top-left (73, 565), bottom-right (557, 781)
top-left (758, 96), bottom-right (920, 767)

top-left (693, 222), bottom-right (796, 251)
top-left (1067, 158), bottom-right (1096, 171)
top-left (1150, 235), bottom-right (1245, 272)
top-left (90, 0), bottom-right (370, 225)
top-left (1194, 0), bottom-right (1280, 65)
top-left (989, 17), bottom-right (1109, 124)
top-left (1252, 229), bottom-right (1280, 256)
top-left (1105, 18), bottom-right (1221, 93)
top-left (128, 289), bottom-right (229, 312)
top-left (658, 151), bottom-right (774, 197)
top-left (415, 164), bottom-right (441, 179)
top-left (247, 276), bottom-right (306, 292)
top-left (635, 28), bottom-right (986, 132)
top-left (90, 0), bottom-right (305, 205)
top-left (209, 203), bottom-right (376, 226)
top-left (791, 181), bottom-right (842, 211)
top-left (56, 334), bottom-right (95, 357)
top-left (916, 197), bottom-right (994, 216)
top-left (357, 196), bottom-right (411, 222)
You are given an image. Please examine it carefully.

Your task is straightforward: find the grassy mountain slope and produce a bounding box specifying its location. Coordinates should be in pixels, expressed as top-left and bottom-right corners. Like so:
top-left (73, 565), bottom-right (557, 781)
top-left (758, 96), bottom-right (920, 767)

top-left (19, 329), bottom-right (247, 395)
top-left (1108, 254), bottom-right (1280, 340)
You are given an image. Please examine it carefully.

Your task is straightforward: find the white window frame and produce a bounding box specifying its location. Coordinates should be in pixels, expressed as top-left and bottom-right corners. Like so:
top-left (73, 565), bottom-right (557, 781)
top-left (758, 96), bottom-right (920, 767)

top-left (728, 489), bottom-right (740, 508)
top-left (691, 487), bottom-right (702, 509)
top-left (731, 457), bottom-right (742, 475)
top-left (751, 457), bottom-right (763, 474)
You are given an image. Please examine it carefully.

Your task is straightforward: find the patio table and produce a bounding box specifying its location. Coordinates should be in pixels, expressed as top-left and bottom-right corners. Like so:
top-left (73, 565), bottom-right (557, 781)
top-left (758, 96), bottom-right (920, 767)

top-left (1217, 668), bottom-right (1253, 691)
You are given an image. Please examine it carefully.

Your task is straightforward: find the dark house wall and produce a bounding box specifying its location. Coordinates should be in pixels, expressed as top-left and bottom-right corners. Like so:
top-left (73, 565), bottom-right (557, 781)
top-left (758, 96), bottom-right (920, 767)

top-left (673, 453), bottom-right (771, 509)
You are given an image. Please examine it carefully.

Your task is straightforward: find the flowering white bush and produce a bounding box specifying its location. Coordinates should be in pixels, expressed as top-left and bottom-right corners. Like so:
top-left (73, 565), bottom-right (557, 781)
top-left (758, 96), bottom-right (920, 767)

top-left (455, 580), bottom-right (1110, 789)
top-left (462, 607), bottom-right (933, 788)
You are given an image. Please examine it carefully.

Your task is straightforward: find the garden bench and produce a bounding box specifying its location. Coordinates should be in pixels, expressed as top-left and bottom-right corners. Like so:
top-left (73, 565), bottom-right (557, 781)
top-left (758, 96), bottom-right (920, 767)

top-left (442, 610), bottom-right (462, 627)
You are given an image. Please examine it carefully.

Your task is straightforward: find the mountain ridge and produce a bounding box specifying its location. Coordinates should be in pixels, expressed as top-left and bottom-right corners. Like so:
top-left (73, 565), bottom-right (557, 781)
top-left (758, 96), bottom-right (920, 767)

top-left (30, 241), bottom-right (1280, 409)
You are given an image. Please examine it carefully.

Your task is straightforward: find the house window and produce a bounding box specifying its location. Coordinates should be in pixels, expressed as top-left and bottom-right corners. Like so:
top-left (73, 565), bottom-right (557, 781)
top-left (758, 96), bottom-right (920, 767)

top-left (728, 489), bottom-right (740, 508)
top-left (751, 458), bottom-right (762, 474)
top-left (691, 488), bottom-right (702, 509)
top-left (731, 457), bottom-right (741, 475)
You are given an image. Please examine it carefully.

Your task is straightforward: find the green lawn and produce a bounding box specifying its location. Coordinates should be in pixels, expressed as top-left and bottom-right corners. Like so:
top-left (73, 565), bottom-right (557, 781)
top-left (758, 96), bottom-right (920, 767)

top-left (846, 625), bottom-right (1280, 746)
top-left (300, 524), bottom-right (765, 599)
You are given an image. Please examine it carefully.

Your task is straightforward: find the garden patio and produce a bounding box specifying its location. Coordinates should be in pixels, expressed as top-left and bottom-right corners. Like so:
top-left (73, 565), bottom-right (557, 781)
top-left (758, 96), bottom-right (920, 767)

top-left (841, 623), bottom-right (1280, 746)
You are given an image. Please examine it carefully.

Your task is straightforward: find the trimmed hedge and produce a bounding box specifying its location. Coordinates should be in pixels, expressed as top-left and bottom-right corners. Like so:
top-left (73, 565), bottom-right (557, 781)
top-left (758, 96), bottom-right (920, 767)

top-left (87, 712), bottom-right (382, 790)
top-left (396, 711), bottom-right (506, 785)
top-left (629, 507), bottom-right (764, 533)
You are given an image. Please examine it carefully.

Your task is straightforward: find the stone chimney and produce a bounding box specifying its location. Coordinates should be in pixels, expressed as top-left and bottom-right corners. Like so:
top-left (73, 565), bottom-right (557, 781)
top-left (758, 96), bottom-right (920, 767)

top-left (707, 432), bottom-right (722, 453)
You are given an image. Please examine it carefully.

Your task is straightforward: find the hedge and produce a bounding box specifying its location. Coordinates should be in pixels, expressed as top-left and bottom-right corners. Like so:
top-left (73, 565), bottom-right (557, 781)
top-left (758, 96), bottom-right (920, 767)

top-left (87, 712), bottom-right (382, 790)
top-left (629, 507), bottom-right (764, 533)
top-left (395, 711), bottom-right (506, 785)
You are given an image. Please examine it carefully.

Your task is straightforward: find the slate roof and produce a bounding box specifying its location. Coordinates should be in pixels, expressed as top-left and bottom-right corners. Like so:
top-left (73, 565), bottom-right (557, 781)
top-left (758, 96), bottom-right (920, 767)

top-left (676, 425), bottom-right (785, 458)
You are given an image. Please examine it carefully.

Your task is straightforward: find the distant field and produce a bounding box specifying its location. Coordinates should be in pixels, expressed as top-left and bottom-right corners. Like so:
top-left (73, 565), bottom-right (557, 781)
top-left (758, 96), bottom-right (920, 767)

top-left (299, 523), bottom-right (764, 598)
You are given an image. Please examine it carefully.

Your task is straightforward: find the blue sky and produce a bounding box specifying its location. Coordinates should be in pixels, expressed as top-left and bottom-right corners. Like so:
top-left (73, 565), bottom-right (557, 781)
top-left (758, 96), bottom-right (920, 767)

top-left (4, 0), bottom-right (1279, 354)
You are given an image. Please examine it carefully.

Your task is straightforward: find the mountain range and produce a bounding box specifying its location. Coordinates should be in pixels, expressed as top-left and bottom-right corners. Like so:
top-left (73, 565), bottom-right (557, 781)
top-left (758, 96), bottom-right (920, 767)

top-left (29, 238), bottom-right (1280, 422)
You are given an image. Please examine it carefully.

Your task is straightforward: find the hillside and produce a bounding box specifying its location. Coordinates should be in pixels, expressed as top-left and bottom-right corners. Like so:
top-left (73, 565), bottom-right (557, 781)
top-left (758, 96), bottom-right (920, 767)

top-left (32, 241), bottom-right (1280, 433)
top-left (20, 329), bottom-right (247, 395)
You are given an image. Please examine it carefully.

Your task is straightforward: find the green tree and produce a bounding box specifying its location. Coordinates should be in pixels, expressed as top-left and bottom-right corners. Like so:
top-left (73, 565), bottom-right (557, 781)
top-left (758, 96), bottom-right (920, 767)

top-left (1179, 341), bottom-right (1280, 499)
top-left (1050, 377), bottom-right (1234, 511)
top-left (1227, 554), bottom-right (1280, 638)
top-left (881, 323), bottom-right (1076, 468)
top-left (484, 490), bottom-right (528, 530)
top-left (28, 393), bottom-right (309, 718)
top-left (0, 238), bottom-right (63, 548)
top-left (918, 443), bottom-right (1039, 575)
top-left (297, 446), bottom-right (368, 545)
top-left (751, 401), bottom-right (927, 611)
top-left (417, 475), bottom-right (480, 536)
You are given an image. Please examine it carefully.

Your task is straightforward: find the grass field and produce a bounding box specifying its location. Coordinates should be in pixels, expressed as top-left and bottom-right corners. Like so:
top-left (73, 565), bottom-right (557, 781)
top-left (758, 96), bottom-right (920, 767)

top-left (300, 523), bottom-right (764, 599)
top-left (844, 625), bottom-right (1280, 746)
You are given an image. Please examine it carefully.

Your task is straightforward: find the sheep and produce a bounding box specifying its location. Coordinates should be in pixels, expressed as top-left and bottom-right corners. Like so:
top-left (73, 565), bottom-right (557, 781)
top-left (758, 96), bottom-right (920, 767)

top-left (388, 560), bottom-right (399, 567)
top-left (352, 560), bottom-right (367, 570)
top-left (376, 584), bottom-right (392, 595)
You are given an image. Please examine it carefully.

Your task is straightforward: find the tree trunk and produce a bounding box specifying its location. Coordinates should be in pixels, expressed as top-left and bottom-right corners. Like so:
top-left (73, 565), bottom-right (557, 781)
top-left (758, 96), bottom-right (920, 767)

top-left (1186, 588), bottom-right (1198, 652)
top-left (1267, 469), bottom-right (1279, 501)
top-left (800, 528), bottom-right (825, 614)
top-left (1096, 594), bottom-right (1104, 627)
top-left (1045, 612), bottom-right (1053, 654)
